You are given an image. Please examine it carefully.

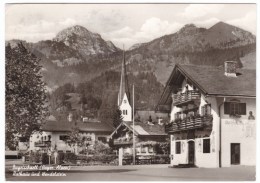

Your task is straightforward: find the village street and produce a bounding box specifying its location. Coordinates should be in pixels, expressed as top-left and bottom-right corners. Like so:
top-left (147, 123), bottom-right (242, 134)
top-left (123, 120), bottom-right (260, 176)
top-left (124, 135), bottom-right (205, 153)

top-left (6, 163), bottom-right (255, 181)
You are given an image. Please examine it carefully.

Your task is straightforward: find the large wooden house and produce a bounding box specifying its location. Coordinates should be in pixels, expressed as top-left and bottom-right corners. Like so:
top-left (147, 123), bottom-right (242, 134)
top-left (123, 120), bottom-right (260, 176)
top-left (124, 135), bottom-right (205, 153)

top-left (109, 121), bottom-right (168, 156)
top-left (157, 61), bottom-right (256, 168)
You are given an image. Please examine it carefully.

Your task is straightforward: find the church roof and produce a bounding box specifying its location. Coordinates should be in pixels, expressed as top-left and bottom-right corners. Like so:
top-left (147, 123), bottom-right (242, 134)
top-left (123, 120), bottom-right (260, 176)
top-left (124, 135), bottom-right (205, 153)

top-left (118, 51), bottom-right (130, 106)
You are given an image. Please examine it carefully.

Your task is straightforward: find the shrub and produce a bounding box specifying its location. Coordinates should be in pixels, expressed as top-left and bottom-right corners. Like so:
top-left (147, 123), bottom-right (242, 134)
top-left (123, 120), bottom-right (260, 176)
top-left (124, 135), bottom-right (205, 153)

top-left (42, 153), bottom-right (49, 164)
top-left (85, 141), bottom-right (112, 155)
top-left (64, 152), bottom-right (77, 164)
top-left (76, 154), bottom-right (118, 165)
top-left (29, 151), bottom-right (41, 163)
top-left (57, 152), bottom-right (65, 165)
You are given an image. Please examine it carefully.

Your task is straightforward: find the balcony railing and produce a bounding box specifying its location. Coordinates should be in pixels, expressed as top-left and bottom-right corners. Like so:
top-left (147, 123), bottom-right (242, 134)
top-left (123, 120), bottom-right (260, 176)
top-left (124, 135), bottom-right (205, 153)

top-left (172, 90), bottom-right (200, 106)
top-left (165, 115), bottom-right (213, 133)
top-left (34, 141), bottom-right (51, 147)
top-left (114, 139), bottom-right (133, 145)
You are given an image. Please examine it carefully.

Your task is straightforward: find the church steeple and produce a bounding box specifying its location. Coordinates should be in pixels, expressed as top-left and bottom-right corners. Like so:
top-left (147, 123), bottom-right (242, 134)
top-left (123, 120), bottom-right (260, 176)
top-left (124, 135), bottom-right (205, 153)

top-left (118, 48), bottom-right (132, 122)
top-left (118, 49), bottom-right (130, 106)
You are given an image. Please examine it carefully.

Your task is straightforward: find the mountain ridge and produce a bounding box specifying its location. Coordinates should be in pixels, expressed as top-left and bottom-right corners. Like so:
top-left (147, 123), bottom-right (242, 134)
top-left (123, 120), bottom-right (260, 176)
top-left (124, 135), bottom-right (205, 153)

top-left (6, 21), bottom-right (256, 123)
top-left (6, 21), bottom-right (256, 90)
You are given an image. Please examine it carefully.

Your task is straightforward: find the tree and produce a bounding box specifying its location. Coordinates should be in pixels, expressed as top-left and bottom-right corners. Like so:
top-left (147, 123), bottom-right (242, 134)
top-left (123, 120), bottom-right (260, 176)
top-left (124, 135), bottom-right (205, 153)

top-left (64, 123), bottom-right (85, 154)
top-left (112, 107), bottom-right (123, 128)
top-left (92, 140), bottom-right (111, 155)
top-left (6, 43), bottom-right (48, 150)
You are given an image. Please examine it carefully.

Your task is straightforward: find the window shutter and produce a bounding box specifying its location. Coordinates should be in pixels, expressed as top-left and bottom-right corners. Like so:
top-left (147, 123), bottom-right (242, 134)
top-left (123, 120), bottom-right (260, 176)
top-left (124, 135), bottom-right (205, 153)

top-left (240, 103), bottom-right (246, 115)
top-left (224, 102), bottom-right (230, 114)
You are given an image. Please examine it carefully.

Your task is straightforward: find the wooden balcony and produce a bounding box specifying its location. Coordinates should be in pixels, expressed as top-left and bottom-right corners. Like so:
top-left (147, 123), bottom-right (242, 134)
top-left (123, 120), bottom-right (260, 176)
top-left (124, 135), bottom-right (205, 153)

top-left (34, 141), bottom-right (51, 147)
top-left (165, 115), bottom-right (213, 133)
top-left (114, 139), bottom-right (133, 145)
top-left (172, 90), bottom-right (200, 107)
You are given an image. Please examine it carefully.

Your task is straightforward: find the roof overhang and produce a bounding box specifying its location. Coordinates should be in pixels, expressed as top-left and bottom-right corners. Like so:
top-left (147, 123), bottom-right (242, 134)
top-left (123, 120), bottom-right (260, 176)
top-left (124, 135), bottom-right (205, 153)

top-left (206, 94), bottom-right (256, 98)
top-left (156, 64), bottom-right (207, 111)
top-left (109, 122), bottom-right (138, 139)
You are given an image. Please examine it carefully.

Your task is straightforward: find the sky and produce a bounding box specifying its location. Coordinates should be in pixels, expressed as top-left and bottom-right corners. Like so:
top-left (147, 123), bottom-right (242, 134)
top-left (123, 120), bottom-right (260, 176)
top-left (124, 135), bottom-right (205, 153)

top-left (5, 4), bottom-right (256, 49)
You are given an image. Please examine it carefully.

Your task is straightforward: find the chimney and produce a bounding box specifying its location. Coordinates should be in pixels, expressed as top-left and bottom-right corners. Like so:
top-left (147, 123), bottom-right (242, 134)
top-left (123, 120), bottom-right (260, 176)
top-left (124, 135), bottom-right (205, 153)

top-left (224, 61), bottom-right (237, 77)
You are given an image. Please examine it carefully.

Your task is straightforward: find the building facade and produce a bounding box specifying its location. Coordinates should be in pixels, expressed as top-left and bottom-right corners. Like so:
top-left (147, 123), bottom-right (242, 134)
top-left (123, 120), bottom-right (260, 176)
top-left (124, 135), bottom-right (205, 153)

top-left (157, 62), bottom-right (256, 168)
top-left (29, 116), bottom-right (113, 154)
top-left (109, 121), bottom-right (168, 156)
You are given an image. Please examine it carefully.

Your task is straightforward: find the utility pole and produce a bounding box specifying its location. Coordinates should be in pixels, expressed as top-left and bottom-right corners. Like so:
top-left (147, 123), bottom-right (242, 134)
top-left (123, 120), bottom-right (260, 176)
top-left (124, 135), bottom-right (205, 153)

top-left (132, 84), bottom-right (135, 165)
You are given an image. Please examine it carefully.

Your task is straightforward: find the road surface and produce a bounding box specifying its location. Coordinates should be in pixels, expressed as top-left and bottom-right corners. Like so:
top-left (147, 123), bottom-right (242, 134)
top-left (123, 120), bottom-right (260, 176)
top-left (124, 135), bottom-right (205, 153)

top-left (5, 163), bottom-right (255, 181)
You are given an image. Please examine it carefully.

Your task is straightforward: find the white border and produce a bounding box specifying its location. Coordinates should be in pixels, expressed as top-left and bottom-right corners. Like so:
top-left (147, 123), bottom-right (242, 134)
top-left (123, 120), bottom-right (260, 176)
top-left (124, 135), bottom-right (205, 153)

top-left (1, 1), bottom-right (259, 183)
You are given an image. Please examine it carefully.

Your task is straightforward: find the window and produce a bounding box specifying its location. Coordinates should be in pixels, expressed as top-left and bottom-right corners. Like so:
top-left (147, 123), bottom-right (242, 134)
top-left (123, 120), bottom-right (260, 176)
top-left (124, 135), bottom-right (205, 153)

top-left (175, 142), bottom-right (181, 154)
top-left (98, 137), bottom-right (106, 143)
top-left (203, 139), bottom-right (210, 153)
top-left (230, 103), bottom-right (240, 115)
top-left (224, 102), bottom-right (246, 116)
top-left (201, 104), bottom-right (211, 116)
top-left (175, 112), bottom-right (181, 119)
top-left (86, 136), bottom-right (92, 141)
top-left (148, 146), bottom-right (153, 153)
top-left (141, 146), bottom-right (146, 153)
top-left (48, 135), bottom-right (51, 141)
top-left (125, 110), bottom-right (127, 115)
top-left (59, 135), bottom-right (69, 141)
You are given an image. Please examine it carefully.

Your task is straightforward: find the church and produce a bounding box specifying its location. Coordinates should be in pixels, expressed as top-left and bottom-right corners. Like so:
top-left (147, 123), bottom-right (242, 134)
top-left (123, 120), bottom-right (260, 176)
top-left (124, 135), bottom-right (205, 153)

top-left (110, 51), bottom-right (169, 162)
top-left (117, 51), bottom-right (132, 122)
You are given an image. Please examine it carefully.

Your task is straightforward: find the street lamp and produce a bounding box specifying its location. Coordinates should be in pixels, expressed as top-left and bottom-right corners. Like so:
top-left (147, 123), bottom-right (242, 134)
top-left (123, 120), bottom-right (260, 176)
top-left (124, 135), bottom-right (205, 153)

top-left (132, 84), bottom-right (135, 165)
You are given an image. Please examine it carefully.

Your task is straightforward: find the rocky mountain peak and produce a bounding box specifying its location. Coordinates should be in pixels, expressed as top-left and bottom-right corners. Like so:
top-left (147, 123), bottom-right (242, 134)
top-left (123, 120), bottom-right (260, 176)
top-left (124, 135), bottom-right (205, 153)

top-left (52, 25), bottom-right (118, 56)
top-left (177, 24), bottom-right (205, 36)
top-left (53, 25), bottom-right (101, 43)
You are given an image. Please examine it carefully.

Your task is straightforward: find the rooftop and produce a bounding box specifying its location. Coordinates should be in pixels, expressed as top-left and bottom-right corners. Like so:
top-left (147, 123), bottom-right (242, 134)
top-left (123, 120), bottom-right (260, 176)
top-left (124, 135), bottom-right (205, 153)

top-left (157, 64), bottom-right (256, 108)
top-left (179, 64), bottom-right (255, 97)
top-left (41, 119), bottom-right (113, 133)
top-left (120, 121), bottom-right (167, 136)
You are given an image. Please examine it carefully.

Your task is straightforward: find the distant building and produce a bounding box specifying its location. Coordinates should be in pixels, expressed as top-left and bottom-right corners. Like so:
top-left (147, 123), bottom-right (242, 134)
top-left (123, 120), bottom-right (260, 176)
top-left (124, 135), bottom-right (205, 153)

top-left (135, 110), bottom-right (169, 125)
top-left (29, 115), bottom-right (113, 154)
top-left (157, 62), bottom-right (256, 168)
top-left (109, 121), bottom-right (168, 155)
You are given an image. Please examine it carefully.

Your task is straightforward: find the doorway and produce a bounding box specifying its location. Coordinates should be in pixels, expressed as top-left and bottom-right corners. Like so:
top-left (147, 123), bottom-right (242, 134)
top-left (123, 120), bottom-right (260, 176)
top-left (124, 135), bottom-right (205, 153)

top-left (188, 141), bottom-right (195, 165)
top-left (231, 143), bottom-right (240, 165)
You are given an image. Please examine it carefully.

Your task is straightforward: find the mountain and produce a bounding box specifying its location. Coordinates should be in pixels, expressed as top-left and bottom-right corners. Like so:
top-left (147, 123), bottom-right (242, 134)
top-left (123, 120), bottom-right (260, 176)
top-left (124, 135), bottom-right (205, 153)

top-left (53, 25), bottom-right (119, 57)
top-left (129, 22), bottom-right (255, 53)
top-left (127, 22), bottom-right (256, 83)
top-left (6, 22), bottom-right (256, 114)
top-left (6, 21), bottom-right (256, 88)
top-left (128, 43), bottom-right (148, 51)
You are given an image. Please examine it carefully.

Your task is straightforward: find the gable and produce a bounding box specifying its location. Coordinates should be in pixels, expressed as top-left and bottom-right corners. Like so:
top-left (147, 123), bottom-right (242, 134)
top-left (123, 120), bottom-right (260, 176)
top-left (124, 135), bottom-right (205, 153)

top-left (120, 93), bottom-right (131, 107)
top-left (157, 64), bottom-right (256, 111)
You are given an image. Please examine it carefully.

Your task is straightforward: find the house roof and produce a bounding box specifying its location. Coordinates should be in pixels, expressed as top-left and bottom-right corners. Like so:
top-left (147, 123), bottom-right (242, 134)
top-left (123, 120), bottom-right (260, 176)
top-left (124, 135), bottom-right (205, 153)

top-left (157, 64), bottom-right (256, 109)
top-left (41, 120), bottom-right (113, 133)
top-left (135, 110), bottom-right (169, 122)
top-left (110, 121), bottom-right (167, 138)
